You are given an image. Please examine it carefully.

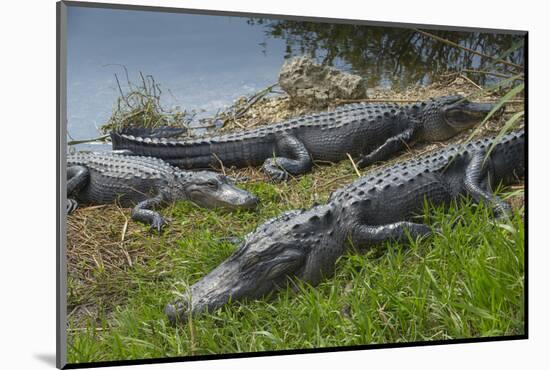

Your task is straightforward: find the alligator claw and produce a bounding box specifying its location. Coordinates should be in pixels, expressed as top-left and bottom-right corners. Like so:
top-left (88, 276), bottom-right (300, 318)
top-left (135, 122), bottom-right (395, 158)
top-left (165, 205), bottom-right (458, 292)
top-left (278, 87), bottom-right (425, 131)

top-left (262, 159), bottom-right (290, 182)
top-left (493, 201), bottom-right (512, 220)
top-left (150, 216), bottom-right (167, 234)
top-left (269, 170), bottom-right (289, 182)
top-left (67, 199), bottom-right (79, 214)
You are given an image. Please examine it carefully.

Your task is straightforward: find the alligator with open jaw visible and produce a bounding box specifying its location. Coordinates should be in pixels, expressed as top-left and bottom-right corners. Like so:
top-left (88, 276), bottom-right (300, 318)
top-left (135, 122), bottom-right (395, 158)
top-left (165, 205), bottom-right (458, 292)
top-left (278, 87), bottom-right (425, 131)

top-left (111, 95), bottom-right (494, 181)
top-left (164, 129), bottom-right (525, 324)
top-left (67, 152), bottom-right (259, 232)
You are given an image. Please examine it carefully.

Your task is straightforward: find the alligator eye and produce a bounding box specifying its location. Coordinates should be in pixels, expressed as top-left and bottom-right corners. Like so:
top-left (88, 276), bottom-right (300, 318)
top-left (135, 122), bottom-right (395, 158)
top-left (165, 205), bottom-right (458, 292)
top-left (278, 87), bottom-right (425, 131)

top-left (206, 180), bottom-right (219, 189)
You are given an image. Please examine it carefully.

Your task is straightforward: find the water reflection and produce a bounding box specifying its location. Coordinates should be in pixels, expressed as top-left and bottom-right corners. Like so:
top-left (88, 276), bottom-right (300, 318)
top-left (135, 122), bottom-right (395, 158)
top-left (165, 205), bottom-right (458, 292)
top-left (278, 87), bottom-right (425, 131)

top-left (249, 19), bottom-right (525, 88)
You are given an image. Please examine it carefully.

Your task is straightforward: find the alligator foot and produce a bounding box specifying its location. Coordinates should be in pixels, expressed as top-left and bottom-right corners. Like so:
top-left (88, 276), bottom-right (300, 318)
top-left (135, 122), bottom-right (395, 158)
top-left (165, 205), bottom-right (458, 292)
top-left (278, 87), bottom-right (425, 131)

top-left (150, 215), bottom-right (167, 234)
top-left (131, 194), bottom-right (168, 234)
top-left (262, 158), bottom-right (290, 182)
top-left (262, 133), bottom-right (313, 181)
top-left (494, 202), bottom-right (513, 220)
top-left (464, 151), bottom-right (513, 219)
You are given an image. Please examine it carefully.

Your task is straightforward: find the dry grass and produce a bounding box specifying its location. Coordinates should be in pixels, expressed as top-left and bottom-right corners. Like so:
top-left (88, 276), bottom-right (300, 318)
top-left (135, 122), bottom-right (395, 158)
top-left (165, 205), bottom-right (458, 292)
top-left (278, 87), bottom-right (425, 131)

top-left (99, 71), bottom-right (194, 135)
top-left (67, 204), bottom-right (150, 322)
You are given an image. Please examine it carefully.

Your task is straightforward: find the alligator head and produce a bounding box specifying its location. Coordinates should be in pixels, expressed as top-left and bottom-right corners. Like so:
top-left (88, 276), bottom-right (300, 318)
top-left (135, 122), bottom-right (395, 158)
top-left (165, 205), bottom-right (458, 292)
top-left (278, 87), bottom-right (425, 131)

top-left (415, 95), bottom-right (495, 141)
top-left (172, 171), bottom-right (259, 210)
top-left (164, 205), bottom-right (343, 324)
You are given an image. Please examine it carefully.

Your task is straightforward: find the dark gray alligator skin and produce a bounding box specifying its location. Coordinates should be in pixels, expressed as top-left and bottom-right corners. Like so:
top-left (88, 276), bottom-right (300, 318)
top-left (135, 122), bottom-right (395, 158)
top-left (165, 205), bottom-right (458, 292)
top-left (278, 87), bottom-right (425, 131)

top-left (164, 129), bottom-right (525, 323)
top-left (111, 95), bottom-right (494, 181)
top-left (67, 152), bottom-right (258, 232)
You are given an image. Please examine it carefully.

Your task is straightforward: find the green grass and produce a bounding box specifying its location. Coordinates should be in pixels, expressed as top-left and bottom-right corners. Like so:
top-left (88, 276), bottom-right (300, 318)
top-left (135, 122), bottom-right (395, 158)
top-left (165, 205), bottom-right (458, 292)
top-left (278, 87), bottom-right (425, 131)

top-left (66, 160), bottom-right (524, 364)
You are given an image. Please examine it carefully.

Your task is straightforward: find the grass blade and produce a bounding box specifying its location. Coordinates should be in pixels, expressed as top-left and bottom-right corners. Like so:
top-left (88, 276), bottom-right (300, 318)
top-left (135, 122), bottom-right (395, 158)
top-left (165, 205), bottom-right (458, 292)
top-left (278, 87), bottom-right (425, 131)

top-left (462, 74), bottom-right (523, 102)
top-left (479, 83), bottom-right (524, 127)
top-left (484, 110), bottom-right (524, 161)
top-left (461, 81), bottom-right (524, 146)
top-left (494, 40), bottom-right (525, 62)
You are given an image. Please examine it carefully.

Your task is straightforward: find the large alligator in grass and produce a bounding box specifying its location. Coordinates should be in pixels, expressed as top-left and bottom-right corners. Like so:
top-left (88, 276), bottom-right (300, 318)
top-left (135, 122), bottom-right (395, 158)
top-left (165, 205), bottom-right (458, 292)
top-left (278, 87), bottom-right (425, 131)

top-left (164, 129), bottom-right (525, 324)
top-left (67, 152), bottom-right (258, 232)
top-left (111, 95), bottom-right (494, 181)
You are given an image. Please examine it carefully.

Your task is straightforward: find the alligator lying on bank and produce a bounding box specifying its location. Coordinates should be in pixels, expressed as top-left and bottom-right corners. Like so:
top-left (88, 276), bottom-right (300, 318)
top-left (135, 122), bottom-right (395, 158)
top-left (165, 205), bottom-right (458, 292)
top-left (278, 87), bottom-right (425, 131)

top-left (164, 129), bottom-right (525, 324)
top-left (67, 152), bottom-right (259, 232)
top-left (111, 95), bottom-right (494, 181)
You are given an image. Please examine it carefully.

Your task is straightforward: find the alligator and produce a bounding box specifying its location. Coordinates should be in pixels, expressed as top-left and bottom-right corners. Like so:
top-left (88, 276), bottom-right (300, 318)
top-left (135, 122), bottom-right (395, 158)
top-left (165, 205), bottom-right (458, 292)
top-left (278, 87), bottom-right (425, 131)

top-left (111, 95), bottom-right (494, 181)
top-left (67, 152), bottom-right (259, 232)
top-left (116, 125), bottom-right (188, 139)
top-left (164, 129), bottom-right (525, 324)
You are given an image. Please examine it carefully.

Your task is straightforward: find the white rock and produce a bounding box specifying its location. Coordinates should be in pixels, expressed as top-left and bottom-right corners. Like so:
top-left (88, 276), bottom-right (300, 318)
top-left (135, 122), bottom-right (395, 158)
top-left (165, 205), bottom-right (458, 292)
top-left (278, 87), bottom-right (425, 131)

top-left (278, 56), bottom-right (368, 107)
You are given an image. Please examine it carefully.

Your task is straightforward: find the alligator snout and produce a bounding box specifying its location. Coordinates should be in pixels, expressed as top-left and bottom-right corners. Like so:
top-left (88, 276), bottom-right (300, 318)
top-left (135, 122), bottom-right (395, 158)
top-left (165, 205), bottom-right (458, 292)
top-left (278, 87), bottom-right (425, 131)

top-left (164, 257), bottom-right (246, 325)
top-left (242, 196), bottom-right (260, 209)
top-left (234, 189), bottom-right (260, 209)
top-left (217, 184), bottom-right (259, 210)
top-left (443, 98), bottom-right (495, 130)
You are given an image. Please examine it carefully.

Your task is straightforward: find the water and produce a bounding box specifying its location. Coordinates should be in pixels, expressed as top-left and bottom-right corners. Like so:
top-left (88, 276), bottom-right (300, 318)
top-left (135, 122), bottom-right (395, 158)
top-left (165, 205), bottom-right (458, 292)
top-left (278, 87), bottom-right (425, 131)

top-left (252, 19), bottom-right (524, 88)
top-left (67, 6), bottom-right (524, 150)
top-left (67, 7), bottom-right (288, 149)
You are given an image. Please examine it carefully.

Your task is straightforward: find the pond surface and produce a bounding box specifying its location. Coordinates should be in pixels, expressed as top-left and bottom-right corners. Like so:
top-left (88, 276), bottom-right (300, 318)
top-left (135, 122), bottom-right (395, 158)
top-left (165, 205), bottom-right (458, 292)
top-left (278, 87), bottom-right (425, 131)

top-left (67, 6), bottom-right (524, 150)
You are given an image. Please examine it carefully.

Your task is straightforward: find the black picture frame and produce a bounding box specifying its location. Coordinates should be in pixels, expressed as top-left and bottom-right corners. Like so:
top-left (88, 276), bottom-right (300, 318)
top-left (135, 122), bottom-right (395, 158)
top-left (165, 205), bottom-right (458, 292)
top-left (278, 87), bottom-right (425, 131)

top-left (57, 1), bottom-right (528, 368)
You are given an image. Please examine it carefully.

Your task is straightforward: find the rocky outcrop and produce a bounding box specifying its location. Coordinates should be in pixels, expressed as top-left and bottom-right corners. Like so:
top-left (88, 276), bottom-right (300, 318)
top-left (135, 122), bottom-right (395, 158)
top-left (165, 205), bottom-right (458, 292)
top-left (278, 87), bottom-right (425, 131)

top-left (278, 56), bottom-right (368, 107)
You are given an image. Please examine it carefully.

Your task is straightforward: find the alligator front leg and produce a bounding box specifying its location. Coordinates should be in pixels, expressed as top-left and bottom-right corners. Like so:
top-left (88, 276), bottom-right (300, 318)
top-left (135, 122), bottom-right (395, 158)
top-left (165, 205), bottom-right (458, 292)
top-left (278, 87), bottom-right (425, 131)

top-left (67, 165), bottom-right (90, 194)
top-left (262, 133), bottom-right (312, 181)
top-left (357, 127), bottom-right (416, 168)
top-left (464, 151), bottom-right (511, 218)
top-left (67, 165), bottom-right (90, 214)
top-left (351, 221), bottom-right (432, 248)
top-left (131, 193), bottom-right (168, 233)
